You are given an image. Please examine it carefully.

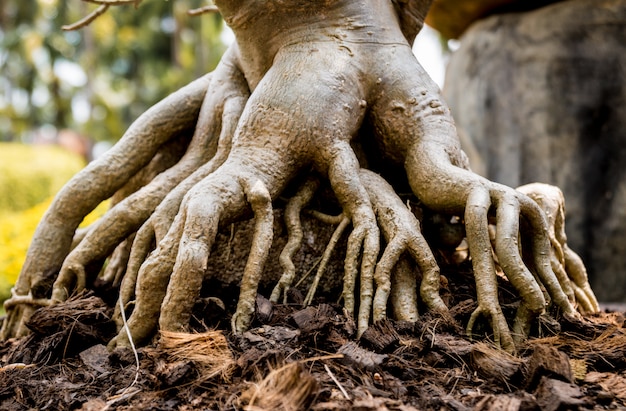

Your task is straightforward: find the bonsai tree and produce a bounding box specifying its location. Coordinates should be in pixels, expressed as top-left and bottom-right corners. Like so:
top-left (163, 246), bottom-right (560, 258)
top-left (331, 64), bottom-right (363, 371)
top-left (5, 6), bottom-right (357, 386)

top-left (1, 0), bottom-right (596, 354)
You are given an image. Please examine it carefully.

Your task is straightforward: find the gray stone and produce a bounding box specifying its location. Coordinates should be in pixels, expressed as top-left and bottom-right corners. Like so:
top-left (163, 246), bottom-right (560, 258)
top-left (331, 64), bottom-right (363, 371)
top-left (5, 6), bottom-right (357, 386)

top-left (443, 0), bottom-right (626, 301)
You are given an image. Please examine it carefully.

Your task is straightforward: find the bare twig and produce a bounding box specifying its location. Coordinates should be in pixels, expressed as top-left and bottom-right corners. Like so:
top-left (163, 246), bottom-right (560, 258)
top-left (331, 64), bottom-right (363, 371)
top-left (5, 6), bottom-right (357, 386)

top-left (62, 5), bottom-right (110, 31)
top-left (62, 0), bottom-right (144, 31)
top-left (82, 0), bottom-right (138, 5)
top-left (188, 5), bottom-right (219, 16)
top-left (324, 363), bottom-right (350, 400)
top-left (110, 296), bottom-right (141, 399)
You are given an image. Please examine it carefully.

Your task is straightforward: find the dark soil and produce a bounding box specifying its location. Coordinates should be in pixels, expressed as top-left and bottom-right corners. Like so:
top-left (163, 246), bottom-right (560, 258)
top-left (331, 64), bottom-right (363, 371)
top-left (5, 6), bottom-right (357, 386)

top-left (1, 260), bottom-right (625, 410)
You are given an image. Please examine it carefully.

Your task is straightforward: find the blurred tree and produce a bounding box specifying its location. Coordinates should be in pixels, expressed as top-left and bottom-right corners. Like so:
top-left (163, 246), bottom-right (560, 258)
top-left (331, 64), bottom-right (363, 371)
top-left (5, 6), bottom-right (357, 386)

top-left (0, 0), bottom-right (227, 144)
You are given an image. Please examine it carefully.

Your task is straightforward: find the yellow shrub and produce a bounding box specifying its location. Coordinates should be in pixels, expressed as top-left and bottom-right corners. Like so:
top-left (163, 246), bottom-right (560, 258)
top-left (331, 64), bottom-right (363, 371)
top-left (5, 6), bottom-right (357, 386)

top-left (0, 199), bottom-right (109, 303)
top-left (0, 143), bottom-right (110, 303)
top-left (0, 143), bottom-right (85, 212)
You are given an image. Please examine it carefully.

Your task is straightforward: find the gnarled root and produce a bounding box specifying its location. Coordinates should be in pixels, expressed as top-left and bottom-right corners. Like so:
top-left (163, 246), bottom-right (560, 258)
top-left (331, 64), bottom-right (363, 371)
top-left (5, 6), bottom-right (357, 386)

top-left (0, 73), bottom-right (211, 339)
top-left (517, 183), bottom-right (599, 314)
top-left (270, 177), bottom-right (320, 304)
top-left (230, 180), bottom-right (274, 333)
top-left (282, 169), bottom-right (444, 327)
top-left (51, 48), bottom-right (249, 303)
top-left (406, 142), bottom-right (579, 349)
top-left (329, 149), bottom-right (381, 337)
top-left (5, 0), bottom-right (597, 355)
top-left (464, 187), bottom-right (516, 352)
top-left (359, 169), bottom-right (445, 323)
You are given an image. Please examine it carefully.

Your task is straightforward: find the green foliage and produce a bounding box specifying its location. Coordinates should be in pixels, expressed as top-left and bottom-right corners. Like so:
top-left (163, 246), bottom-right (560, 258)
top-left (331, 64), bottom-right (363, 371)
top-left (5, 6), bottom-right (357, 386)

top-left (1, 0), bottom-right (227, 143)
top-left (0, 143), bottom-right (85, 212)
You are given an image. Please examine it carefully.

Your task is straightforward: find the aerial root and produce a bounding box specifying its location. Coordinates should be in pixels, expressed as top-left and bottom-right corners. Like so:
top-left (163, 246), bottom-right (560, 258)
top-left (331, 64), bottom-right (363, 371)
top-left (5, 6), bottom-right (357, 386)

top-left (287, 170), bottom-right (446, 327)
top-left (270, 177), bottom-right (320, 304)
top-left (517, 183), bottom-right (599, 314)
top-left (101, 235), bottom-right (134, 286)
top-left (113, 226), bottom-right (155, 330)
top-left (303, 216), bottom-right (350, 307)
top-left (112, 70), bottom-right (247, 329)
top-left (231, 179), bottom-right (274, 333)
top-left (326, 143), bottom-right (380, 337)
top-left (516, 193), bottom-right (578, 319)
top-left (109, 213), bottom-right (185, 348)
top-left (3, 288), bottom-right (53, 310)
top-left (462, 182), bottom-right (582, 351)
top-left (50, 136), bottom-right (194, 302)
top-left (359, 169), bottom-right (446, 323)
top-left (115, 158), bottom-right (230, 327)
top-left (492, 191), bottom-right (549, 348)
top-left (50, 67), bottom-right (248, 304)
top-left (112, 150), bottom-right (240, 331)
top-left (464, 186), bottom-right (516, 352)
top-left (565, 249), bottom-right (599, 313)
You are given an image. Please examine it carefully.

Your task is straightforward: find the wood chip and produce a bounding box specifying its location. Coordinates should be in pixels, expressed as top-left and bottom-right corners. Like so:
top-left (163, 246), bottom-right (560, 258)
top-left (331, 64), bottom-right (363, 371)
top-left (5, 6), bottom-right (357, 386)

top-left (524, 344), bottom-right (572, 390)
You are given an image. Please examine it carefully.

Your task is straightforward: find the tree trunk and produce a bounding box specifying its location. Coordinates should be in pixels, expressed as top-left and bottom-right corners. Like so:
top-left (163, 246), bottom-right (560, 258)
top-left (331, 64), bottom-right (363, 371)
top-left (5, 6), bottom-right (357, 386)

top-left (443, 0), bottom-right (626, 302)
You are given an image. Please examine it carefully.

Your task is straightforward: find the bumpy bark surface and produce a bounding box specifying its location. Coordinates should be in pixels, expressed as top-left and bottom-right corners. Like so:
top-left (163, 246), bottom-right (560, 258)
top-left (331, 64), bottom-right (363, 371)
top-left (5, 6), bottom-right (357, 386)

top-left (443, 0), bottom-right (626, 302)
top-left (2, 0), bottom-right (597, 353)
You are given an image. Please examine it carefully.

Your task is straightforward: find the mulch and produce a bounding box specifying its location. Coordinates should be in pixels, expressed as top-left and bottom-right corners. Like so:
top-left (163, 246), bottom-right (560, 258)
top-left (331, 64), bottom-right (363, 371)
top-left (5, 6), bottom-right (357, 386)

top-left (0, 263), bottom-right (625, 410)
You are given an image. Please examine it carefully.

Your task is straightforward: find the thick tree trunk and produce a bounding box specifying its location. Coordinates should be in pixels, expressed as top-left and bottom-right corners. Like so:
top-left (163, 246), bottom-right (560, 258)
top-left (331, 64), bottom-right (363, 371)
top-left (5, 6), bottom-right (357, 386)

top-left (443, 0), bottom-right (626, 301)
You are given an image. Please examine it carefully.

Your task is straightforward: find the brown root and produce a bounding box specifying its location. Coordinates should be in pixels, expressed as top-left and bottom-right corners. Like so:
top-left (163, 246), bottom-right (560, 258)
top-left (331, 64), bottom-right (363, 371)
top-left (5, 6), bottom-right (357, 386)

top-left (159, 330), bottom-right (235, 382)
top-left (239, 362), bottom-right (318, 411)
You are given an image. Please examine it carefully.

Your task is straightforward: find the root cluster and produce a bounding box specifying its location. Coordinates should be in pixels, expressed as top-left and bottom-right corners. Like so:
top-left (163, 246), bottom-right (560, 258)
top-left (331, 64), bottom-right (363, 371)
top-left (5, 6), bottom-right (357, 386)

top-left (1, 0), bottom-right (598, 354)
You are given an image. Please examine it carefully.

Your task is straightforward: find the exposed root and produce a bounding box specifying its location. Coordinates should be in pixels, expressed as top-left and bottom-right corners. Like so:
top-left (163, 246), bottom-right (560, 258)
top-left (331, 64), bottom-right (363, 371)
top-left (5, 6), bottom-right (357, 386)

top-left (114, 156), bottom-right (232, 329)
top-left (5, 0), bottom-right (594, 355)
top-left (360, 169), bottom-right (446, 323)
top-left (230, 179), bottom-right (274, 334)
top-left (464, 187), bottom-right (516, 352)
top-left (270, 177), bottom-right (320, 304)
top-left (112, 58), bottom-right (247, 328)
top-left (517, 183), bottom-right (599, 314)
top-left (3, 289), bottom-right (53, 310)
top-left (327, 142), bottom-right (380, 337)
top-left (101, 236), bottom-right (134, 286)
top-left (303, 215), bottom-right (350, 307)
top-left (51, 48), bottom-right (248, 303)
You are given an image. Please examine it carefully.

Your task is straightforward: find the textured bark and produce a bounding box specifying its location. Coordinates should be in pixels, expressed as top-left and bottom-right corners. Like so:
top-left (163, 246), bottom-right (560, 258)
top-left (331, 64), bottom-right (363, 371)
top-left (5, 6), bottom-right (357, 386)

top-left (443, 0), bottom-right (626, 301)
